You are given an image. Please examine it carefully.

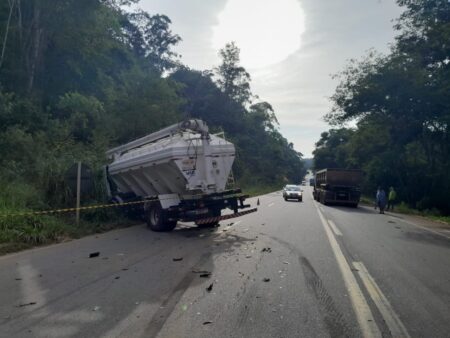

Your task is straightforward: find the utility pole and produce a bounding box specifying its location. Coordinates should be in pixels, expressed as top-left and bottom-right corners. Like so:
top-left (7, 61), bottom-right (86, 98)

top-left (76, 161), bottom-right (81, 226)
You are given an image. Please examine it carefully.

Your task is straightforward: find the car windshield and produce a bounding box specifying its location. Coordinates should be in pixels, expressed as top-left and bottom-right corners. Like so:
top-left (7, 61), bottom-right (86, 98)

top-left (286, 186), bottom-right (300, 191)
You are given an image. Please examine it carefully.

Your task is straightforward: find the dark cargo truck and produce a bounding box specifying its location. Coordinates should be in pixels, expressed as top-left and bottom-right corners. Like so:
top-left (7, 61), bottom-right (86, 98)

top-left (313, 168), bottom-right (363, 207)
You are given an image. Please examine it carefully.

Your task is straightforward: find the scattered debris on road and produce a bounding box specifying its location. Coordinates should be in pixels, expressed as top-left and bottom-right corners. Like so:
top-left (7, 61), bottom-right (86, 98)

top-left (282, 261), bottom-right (290, 265)
top-left (206, 283), bottom-right (213, 292)
top-left (89, 252), bottom-right (100, 258)
top-left (263, 278), bottom-right (270, 282)
top-left (261, 247), bottom-right (272, 253)
top-left (245, 255), bottom-right (252, 258)
top-left (172, 257), bottom-right (183, 262)
top-left (203, 321), bottom-right (212, 325)
top-left (17, 302), bottom-right (36, 307)
top-left (200, 272), bottom-right (212, 278)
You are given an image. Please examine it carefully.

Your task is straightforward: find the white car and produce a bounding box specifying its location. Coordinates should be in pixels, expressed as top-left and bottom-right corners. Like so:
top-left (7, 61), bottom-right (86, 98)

top-left (282, 185), bottom-right (303, 202)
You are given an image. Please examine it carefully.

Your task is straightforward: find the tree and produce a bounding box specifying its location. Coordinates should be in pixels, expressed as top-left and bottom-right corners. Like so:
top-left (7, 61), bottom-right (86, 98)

top-left (320, 0), bottom-right (450, 213)
top-left (215, 42), bottom-right (252, 105)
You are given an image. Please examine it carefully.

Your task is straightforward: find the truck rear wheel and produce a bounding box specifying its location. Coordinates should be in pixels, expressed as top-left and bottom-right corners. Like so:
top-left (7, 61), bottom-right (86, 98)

top-left (320, 193), bottom-right (327, 205)
top-left (146, 203), bottom-right (177, 232)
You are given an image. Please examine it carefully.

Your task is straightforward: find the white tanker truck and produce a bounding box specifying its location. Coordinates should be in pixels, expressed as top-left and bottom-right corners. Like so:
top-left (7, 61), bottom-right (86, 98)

top-left (105, 119), bottom-right (256, 231)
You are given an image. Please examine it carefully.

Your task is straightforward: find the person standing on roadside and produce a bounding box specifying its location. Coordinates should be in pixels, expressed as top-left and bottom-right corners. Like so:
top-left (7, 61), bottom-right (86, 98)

top-left (376, 187), bottom-right (387, 214)
top-left (387, 187), bottom-right (397, 211)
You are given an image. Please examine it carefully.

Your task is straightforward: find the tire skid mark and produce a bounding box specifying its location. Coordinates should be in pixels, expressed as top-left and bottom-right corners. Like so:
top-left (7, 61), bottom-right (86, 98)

top-left (144, 252), bottom-right (211, 338)
top-left (300, 256), bottom-right (356, 338)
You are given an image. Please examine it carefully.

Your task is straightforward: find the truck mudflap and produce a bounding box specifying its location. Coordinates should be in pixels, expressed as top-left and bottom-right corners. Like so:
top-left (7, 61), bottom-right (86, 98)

top-left (195, 208), bottom-right (258, 225)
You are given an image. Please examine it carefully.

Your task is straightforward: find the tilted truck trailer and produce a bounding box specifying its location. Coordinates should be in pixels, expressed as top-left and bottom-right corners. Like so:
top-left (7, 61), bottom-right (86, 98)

top-left (105, 119), bottom-right (256, 231)
top-left (313, 168), bottom-right (363, 207)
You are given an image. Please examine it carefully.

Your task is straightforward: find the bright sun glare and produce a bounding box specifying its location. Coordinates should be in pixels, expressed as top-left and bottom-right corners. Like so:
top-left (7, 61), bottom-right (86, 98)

top-left (212, 0), bottom-right (306, 69)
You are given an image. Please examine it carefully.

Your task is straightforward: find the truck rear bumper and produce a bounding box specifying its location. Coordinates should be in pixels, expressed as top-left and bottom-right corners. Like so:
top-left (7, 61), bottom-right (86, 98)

top-left (195, 208), bottom-right (257, 225)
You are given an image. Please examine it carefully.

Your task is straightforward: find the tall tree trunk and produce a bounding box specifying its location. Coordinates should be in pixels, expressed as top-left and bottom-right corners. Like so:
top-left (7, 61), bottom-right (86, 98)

top-left (27, 4), bottom-right (41, 94)
top-left (0, 0), bottom-right (16, 70)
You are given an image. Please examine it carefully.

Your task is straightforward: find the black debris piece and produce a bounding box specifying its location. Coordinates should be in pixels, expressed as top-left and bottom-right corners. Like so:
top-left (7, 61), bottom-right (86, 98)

top-left (351, 268), bottom-right (359, 272)
top-left (15, 278), bottom-right (22, 281)
top-left (261, 247), bottom-right (272, 253)
top-left (395, 226), bottom-right (401, 229)
top-left (115, 276), bottom-right (120, 280)
top-left (173, 257), bottom-right (183, 262)
top-left (203, 321), bottom-right (212, 325)
top-left (206, 283), bottom-right (213, 292)
top-left (200, 272), bottom-right (212, 278)
top-left (388, 221), bottom-right (396, 224)
top-left (122, 268), bottom-right (129, 271)
top-left (89, 252), bottom-right (100, 258)
top-left (17, 302), bottom-right (36, 308)
top-left (263, 278), bottom-right (270, 282)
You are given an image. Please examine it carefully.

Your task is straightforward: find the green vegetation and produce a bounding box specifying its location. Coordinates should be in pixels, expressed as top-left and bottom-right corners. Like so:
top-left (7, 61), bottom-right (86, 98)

top-left (0, 1), bottom-right (304, 251)
top-left (314, 0), bottom-right (450, 216)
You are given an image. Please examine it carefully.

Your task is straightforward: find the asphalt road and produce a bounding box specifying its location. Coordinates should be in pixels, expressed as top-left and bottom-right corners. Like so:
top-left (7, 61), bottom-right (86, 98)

top-left (1, 187), bottom-right (449, 338)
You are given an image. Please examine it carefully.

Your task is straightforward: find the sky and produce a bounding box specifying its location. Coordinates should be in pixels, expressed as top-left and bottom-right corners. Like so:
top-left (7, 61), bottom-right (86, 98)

top-left (137, 0), bottom-right (404, 157)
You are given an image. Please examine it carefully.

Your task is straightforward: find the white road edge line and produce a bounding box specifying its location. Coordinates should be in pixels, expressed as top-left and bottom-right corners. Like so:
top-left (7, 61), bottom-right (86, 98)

top-left (268, 202), bottom-right (275, 207)
top-left (328, 219), bottom-right (343, 236)
top-left (315, 202), bottom-right (381, 338)
top-left (353, 262), bottom-right (411, 338)
top-left (389, 216), bottom-right (450, 240)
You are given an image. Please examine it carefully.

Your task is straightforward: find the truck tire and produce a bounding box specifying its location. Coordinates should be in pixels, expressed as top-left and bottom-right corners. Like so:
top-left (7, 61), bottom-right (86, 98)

top-left (320, 193), bottom-right (327, 205)
top-left (146, 203), bottom-right (177, 232)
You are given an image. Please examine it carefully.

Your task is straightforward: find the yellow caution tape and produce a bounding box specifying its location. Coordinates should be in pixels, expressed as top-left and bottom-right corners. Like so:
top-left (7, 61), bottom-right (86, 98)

top-left (0, 192), bottom-right (248, 218)
top-left (0, 199), bottom-right (152, 218)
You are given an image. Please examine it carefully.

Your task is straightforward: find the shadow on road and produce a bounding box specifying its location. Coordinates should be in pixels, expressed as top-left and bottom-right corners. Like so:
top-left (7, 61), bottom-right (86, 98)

top-left (2, 223), bottom-right (255, 338)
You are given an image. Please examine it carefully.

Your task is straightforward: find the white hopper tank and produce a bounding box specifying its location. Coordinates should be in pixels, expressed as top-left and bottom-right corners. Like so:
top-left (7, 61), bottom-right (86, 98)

top-left (106, 120), bottom-right (235, 198)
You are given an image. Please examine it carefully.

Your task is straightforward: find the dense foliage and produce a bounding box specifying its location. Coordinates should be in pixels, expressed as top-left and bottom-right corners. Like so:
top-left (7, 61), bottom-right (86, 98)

top-left (314, 0), bottom-right (450, 214)
top-left (0, 0), bottom-right (304, 221)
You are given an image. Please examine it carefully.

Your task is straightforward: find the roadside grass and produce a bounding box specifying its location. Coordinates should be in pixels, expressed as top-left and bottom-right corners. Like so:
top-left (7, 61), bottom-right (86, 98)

top-left (240, 184), bottom-right (281, 197)
top-left (0, 207), bottom-right (139, 256)
top-left (360, 195), bottom-right (450, 225)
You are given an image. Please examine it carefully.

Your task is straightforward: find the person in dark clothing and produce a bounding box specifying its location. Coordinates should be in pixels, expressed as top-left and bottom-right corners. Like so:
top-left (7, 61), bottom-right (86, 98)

top-left (376, 187), bottom-right (387, 214)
